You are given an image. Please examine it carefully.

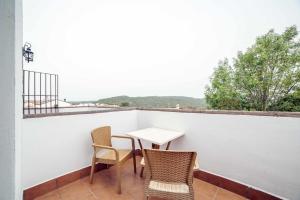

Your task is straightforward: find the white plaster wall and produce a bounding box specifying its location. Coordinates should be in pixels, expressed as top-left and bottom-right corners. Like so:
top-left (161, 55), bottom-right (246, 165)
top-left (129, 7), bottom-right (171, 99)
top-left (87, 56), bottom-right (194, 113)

top-left (22, 110), bottom-right (138, 189)
top-left (15, 0), bottom-right (23, 199)
top-left (0, 0), bottom-right (23, 199)
top-left (22, 110), bottom-right (300, 199)
top-left (137, 111), bottom-right (300, 200)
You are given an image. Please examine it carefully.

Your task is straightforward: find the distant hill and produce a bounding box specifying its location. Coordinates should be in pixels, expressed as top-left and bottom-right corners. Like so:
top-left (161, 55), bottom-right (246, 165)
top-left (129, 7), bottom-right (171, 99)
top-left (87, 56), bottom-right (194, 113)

top-left (97, 96), bottom-right (206, 109)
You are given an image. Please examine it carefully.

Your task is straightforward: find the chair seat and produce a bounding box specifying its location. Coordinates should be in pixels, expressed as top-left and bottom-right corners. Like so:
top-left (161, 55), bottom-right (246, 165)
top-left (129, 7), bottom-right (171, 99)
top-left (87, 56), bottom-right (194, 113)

top-left (149, 180), bottom-right (189, 194)
top-left (96, 149), bottom-right (131, 162)
top-left (140, 157), bottom-right (199, 170)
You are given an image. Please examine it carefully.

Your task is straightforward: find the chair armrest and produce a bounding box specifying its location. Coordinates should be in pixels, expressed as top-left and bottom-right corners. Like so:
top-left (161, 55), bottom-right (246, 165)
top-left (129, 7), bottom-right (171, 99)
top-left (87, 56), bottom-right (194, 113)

top-left (92, 144), bottom-right (119, 161)
top-left (112, 135), bottom-right (133, 141)
top-left (187, 152), bottom-right (197, 185)
top-left (111, 135), bottom-right (136, 152)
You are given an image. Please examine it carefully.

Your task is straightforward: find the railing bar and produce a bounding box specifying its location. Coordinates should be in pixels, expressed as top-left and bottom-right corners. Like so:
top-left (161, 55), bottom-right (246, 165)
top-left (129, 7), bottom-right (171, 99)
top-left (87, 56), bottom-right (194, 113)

top-left (54, 75), bottom-right (56, 107)
top-left (22, 69), bottom-right (59, 115)
top-left (23, 69), bottom-right (58, 76)
top-left (40, 72), bottom-right (42, 114)
top-left (50, 74), bottom-right (52, 112)
top-left (34, 72), bottom-right (36, 114)
top-left (55, 75), bottom-right (57, 108)
top-left (57, 75), bottom-right (59, 107)
top-left (23, 70), bottom-right (25, 115)
top-left (45, 73), bottom-right (47, 114)
top-left (28, 71), bottom-right (30, 114)
top-left (23, 94), bottom-right (59, 96)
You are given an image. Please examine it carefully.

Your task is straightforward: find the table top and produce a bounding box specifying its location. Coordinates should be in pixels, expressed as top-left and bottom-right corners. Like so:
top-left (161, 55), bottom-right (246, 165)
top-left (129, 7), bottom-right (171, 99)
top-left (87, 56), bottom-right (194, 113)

top-left (126, 127), bottom-right (185, 146)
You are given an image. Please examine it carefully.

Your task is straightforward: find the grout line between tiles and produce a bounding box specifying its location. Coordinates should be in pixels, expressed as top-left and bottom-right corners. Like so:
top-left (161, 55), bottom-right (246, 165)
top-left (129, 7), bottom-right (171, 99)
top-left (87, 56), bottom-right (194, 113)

top-left (55, 190), bottom-right (62, 200)
top-left (88, 186), bottom-right (98, 199)
top-left (213, 187), bottom-right (219, 200)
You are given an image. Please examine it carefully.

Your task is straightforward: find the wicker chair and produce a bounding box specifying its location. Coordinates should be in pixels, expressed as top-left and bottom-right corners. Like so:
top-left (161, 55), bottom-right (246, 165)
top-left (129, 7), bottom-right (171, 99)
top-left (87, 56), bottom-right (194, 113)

top-left (140, 156), bottom-right (199, 177)
top-left (143, 149), bottom-right (197, 200)
top-left (89, 126), bottom-right (136, 194)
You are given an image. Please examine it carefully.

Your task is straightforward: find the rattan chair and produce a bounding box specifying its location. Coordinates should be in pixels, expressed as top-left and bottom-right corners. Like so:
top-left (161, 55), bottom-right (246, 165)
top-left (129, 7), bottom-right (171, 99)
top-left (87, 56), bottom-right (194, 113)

top-left (143, 149), bottom-right (197, 200)
top-left (89, 126), bottom-right (136, 194)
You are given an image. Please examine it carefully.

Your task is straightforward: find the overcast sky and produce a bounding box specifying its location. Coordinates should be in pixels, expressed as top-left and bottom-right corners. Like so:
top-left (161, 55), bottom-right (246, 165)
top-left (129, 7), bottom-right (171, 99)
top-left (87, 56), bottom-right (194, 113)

top-left (23, 0), bottom-right (300, 101)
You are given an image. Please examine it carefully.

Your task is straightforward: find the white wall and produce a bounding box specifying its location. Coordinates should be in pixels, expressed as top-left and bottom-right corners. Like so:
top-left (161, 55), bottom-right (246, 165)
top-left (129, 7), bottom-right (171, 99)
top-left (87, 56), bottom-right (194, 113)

top-left (22, 110), bottom-right (138, 189)
top-left (137, 110), bottom-right (300, 200)
top-left (0, 0), bottom-right (23, 199)
top-left (15, 0), bottom-right (23, 199)
top-left (22, 110), bottom-right (300, 199)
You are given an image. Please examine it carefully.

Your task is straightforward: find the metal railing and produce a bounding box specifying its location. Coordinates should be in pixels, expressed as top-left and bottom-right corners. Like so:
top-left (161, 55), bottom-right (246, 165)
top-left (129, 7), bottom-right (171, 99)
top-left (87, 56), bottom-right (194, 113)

top-left (23, 69), bottom-right (59, 115)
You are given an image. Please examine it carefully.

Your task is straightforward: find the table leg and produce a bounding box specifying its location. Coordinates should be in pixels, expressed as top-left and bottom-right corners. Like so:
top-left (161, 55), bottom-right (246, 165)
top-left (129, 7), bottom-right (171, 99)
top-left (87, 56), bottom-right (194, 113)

top-left (138, 139), bottom-right (143, 151)
top-left (166, 141), bottom-right (171, 150)
top-left (152, 143), bottom-right (160, 149)
top-left (138, 139), bottom-right (144, 177)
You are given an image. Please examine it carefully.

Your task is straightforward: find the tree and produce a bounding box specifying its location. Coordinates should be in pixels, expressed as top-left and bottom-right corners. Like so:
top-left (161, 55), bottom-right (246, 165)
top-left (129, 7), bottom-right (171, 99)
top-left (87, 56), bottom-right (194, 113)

top-left (269, 89), bottom-right (300, 111)
top-left (120, 102), bottom-right (130, 107)
top-left (205, 59), bottom-right (244, 110)
top-left (205, 26), bottom-right (300, 111)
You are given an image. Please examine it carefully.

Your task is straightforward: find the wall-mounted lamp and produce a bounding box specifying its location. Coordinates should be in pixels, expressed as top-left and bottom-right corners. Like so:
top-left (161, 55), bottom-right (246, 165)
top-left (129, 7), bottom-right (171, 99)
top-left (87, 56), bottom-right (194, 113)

top-left (23, 42), bottom-right (34, 63)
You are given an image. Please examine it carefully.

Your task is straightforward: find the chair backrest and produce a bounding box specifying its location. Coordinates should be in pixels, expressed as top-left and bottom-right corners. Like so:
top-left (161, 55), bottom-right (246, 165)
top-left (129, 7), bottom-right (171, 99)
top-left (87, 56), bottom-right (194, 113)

top-left (143, 149), bottom-right (196, 183)
top-left (91, 126), bottom-right (112, 147)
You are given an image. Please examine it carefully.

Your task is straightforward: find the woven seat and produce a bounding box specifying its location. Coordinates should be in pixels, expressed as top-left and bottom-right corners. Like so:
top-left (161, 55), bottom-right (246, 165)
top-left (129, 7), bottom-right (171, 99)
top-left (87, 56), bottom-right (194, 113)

top-left (89, 126), bottom-right (136, 194)
top-left (149, 180), bottom-right (189, 194)
top-left (143, 149), bottom-right (197, 200)
top-left (96, 149), bottom-right (131, 164)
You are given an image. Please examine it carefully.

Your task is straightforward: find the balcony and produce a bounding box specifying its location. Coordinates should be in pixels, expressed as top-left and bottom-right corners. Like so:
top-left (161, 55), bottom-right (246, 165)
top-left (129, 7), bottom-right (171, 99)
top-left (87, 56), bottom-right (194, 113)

top-left (22, 109), bottom-right (300, 200)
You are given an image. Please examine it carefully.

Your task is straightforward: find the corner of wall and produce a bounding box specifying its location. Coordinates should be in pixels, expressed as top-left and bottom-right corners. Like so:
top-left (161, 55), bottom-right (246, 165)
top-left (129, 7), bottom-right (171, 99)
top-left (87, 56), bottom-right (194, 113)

top-left (15, 0), bottom-right (23, 198)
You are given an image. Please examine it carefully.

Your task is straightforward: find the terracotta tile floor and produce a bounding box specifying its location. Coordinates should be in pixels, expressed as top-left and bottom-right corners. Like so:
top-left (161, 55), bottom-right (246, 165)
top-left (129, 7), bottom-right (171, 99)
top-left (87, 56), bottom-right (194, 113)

top-left (35, 158), bottom-right (247, 200)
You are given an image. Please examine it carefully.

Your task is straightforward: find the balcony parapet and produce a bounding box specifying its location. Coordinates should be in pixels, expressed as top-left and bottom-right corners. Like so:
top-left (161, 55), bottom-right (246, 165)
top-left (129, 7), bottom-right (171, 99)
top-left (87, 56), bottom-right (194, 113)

top-left (23, 107), bottom-right (136, 119)
top-left (137, 108), bottom-right (300, 118)
top-left (23, 107), bottom-right (300, 118)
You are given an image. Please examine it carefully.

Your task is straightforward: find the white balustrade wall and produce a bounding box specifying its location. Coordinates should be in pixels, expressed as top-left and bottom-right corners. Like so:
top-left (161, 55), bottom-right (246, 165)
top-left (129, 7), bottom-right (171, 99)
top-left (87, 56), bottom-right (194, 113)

top-left (22, 111), bottom-right (138, 189)
top-left (137, 110), bottom-right (300, 200)
top-left (22, 110), bottom-right (300, 199)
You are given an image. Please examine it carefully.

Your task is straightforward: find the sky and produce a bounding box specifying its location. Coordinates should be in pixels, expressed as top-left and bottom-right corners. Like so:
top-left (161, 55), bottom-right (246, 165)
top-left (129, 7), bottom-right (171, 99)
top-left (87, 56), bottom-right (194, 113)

top-left (23, 0), bottom-right (300, 101)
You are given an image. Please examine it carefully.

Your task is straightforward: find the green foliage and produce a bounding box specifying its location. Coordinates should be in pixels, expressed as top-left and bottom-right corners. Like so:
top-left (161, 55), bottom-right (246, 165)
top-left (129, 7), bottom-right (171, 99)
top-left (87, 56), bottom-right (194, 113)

top-left (269, 89), bottom-right (300, 111)
top-left (205, 26), bottom-right (300, 111)
top-left (205, 59), bottom-right (244, 110)
top-left (97, 96), bottom-right (206, 109)
top-left (120, 102), bottom-right (130, 107)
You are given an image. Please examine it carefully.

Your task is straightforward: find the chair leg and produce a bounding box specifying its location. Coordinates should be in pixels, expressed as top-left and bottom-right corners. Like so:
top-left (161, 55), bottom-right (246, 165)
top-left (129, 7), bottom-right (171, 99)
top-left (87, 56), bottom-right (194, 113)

top-left (133, 151), bottom-right (137, 174)
top-left (140, 167), bottom-right (144, 178)
top-left (117, 164), bottom-right (122, 194)
top-left (89, 157), bottom-right (96, 184)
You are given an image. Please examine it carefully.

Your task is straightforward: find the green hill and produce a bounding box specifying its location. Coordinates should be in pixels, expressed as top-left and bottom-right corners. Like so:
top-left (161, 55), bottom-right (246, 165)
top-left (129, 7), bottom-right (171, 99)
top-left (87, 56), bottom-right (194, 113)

top-left (97, 96), bottom-right (206, 109)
